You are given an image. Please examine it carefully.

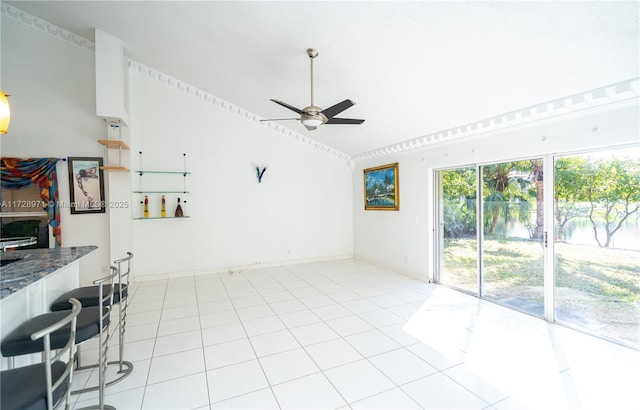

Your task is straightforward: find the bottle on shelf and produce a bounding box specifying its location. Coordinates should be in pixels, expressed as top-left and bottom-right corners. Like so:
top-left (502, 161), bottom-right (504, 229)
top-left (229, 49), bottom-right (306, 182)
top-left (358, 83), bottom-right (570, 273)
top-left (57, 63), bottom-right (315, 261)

top-left (161, 195), bottom-right (167, 218)
top-left (175, 197), bottom-right (184, 217)
top-left (143, 195), bottom-right (149, 218)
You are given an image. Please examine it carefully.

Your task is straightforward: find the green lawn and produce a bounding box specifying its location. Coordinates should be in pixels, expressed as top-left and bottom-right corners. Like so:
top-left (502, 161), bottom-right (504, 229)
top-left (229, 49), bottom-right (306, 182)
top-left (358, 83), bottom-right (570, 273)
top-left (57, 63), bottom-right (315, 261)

top-left (442, 236), bottom-right (640, 345)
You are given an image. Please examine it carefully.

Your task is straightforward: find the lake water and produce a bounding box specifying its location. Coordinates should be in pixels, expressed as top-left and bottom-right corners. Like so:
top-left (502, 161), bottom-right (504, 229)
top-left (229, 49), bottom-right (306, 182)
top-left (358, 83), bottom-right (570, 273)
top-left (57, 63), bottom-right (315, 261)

top-left (504, 216), bottom-right (639, 251)
top-left (560, 216), bottom-right (639, 251)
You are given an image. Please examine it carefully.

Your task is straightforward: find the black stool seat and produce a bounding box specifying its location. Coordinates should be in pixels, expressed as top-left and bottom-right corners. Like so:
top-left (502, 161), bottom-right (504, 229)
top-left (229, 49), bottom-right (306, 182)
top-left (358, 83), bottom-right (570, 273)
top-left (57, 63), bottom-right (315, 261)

top-left (0, 361), bottom-right (67, 410)
top-left (50, 284), bottom-right (128, 311)
top-left (1, 307), bottom-right (109, 357)
top-left (1, 298), bottom-right (81, 410)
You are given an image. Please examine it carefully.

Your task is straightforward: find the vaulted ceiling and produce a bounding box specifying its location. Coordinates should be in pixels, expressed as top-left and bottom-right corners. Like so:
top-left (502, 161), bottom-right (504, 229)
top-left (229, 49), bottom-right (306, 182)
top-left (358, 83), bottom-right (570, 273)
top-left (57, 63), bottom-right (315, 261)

top-left (5, 1), bottom-right (639, 157)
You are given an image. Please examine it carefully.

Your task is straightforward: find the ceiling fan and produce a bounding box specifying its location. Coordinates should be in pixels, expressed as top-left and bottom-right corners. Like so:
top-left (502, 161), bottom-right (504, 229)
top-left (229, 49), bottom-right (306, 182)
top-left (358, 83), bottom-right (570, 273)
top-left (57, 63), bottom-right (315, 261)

top-left (261, 48), bottom-right (365, 131)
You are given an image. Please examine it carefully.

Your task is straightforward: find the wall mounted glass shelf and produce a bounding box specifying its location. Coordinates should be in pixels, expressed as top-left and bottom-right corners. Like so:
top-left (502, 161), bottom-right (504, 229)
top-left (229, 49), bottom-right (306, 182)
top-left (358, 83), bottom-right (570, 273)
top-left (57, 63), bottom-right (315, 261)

top-left (134, 170), bottom-right (191, 175)
top-left (133, 216), bottom-right (191, 220)
top-left (133, 191), bottom-right (190, 194)
top-left (135, 153), bottom-right (190, 220)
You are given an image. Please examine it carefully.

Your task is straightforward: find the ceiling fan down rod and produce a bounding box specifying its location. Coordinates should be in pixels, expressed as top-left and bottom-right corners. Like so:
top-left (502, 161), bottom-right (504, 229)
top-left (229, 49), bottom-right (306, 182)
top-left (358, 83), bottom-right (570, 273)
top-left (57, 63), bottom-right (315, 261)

top-left (307, 48), bottom-right (318, 108)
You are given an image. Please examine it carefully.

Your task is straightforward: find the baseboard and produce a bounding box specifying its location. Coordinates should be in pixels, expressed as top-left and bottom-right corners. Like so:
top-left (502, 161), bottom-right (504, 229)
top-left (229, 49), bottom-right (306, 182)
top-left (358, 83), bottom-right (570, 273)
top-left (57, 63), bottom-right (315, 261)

top-left (132, 253), bottom-right (355, 283)
top-left (353, 254), bottom-right (432, 283)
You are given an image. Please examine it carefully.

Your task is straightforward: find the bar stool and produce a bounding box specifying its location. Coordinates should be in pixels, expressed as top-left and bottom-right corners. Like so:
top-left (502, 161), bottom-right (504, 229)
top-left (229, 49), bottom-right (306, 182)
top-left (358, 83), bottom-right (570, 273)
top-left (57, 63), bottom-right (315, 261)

top-left (0, 298), bottom-right (81, 410)
top-left (49, 252), bottom-right (134, 389)
top-left (1, 267), bottom-right (118, 410)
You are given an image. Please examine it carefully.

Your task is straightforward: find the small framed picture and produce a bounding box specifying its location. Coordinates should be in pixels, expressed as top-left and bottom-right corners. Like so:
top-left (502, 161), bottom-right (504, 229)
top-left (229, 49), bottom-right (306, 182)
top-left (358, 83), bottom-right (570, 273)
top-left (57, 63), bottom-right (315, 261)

top-left (68, 157), bottom-right (106, 214)
top-left (364, 162), bottom-right (399, 210)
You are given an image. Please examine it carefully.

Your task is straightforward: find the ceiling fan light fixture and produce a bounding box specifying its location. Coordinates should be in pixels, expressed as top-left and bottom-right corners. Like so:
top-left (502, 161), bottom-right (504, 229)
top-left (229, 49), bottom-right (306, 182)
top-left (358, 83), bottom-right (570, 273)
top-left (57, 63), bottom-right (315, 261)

top-left (301, 114), bottom-right (324, 127)
top-left (301, 117), bottom-right (323, 127)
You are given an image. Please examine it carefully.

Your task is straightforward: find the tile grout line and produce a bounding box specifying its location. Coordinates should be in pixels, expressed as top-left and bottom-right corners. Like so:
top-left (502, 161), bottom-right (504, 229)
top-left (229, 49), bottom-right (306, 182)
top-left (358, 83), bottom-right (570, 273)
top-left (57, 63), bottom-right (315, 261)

top-left (265, 267), bottom-right (353, 408)
top-left (218, 268), bottom-right (283, 409)
top-left (308, 268), bottom-right (413, 408)
top-left (235, 265), bottom-right (476, 405)
top-left (259, 266), bottom-right (410, 408)
top-left (138, 278), bottom-right (169, 409)
top-left (139, 277), bottom-right (217, 405)
top-left (192, 272), bottom-right (214, 410)
top-left (304, 266), bottom-right (466, 407)
top-left (241, 264), bottom-right (374, 400)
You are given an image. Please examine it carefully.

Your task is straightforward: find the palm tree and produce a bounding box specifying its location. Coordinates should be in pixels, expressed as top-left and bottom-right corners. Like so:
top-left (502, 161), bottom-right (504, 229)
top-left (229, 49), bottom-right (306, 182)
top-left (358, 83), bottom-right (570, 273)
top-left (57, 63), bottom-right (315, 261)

top-left (530, 159), bottom-right (544, 239)
top-left (483, 162), bottom-right (534, 235)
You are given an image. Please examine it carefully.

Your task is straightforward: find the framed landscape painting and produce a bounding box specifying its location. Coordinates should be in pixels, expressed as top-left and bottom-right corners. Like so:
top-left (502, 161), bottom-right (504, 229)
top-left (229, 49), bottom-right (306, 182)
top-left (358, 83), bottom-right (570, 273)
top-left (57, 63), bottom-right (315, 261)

top-left (68, 157), bottom-right (106, 214)
top-left (364, 162), bottom-right (399, 210)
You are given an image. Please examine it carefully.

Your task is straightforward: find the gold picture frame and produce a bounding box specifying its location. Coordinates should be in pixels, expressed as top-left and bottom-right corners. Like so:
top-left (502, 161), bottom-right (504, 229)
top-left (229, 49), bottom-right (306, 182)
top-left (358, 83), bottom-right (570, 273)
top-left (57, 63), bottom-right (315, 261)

top-left (364, 162), bottom-right (399, 210)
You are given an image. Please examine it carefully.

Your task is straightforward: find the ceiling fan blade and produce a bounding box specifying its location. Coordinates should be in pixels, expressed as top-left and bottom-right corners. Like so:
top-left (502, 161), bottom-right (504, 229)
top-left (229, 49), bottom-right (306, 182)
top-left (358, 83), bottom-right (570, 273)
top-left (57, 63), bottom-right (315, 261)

top-left (270, 99), bottom-right (304, 114)
top-left (325, 117), bottom-right (365, 125)
top-left (321, 99), bottom-right (355, 119)
top-left (304, 124), bottom-right (318, 131)
top-left (260, 118), bottom-right (299, 122)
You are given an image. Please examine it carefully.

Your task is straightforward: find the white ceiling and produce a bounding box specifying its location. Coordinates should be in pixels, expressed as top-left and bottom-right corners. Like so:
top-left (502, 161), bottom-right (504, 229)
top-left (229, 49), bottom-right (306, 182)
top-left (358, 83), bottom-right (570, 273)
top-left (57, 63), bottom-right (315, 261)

top-left (5, 1), bottom-right (639, 156)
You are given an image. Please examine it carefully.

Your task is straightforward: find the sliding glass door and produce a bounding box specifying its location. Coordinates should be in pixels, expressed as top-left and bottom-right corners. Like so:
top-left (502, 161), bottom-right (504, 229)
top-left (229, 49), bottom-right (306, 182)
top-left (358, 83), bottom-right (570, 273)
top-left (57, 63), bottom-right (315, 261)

top-left (438, 167), bottom-right (478, 294)
top-left (554, 148), bottom-right (639, 347)
top-left (436, 148), bottom-right (640, 348)
top-left (481, 159), bottom-right (545, 316)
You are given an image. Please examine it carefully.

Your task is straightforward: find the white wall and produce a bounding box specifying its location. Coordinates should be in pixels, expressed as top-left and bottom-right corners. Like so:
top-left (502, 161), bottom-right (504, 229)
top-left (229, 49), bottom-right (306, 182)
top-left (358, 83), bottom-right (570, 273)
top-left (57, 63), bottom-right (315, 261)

top-left (129, 71), bottom-right (353, 277)
top-left (353, 104), bottom-right (640, 280)
top-left (1, 16), bottom-right (111, 282)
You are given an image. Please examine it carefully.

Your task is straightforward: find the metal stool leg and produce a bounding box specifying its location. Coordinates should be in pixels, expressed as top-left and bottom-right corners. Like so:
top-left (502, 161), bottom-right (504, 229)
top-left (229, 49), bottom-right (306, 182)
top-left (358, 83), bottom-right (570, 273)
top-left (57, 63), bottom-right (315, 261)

top-left (74, 310), bottom-right (115, 410)
top-left (73, 254), bottom-right (134, 395)
top-left (116, 294), bottom-right (129, 374)
top-left (73, 266), bottom-right (118, 410)
top-left (111, 252), bottom-right (134, 376)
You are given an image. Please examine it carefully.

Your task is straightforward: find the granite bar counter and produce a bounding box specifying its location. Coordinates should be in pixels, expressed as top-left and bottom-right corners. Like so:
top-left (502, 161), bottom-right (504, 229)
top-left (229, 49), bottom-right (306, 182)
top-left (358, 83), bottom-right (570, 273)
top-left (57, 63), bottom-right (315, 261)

top-left (1, 246), bottom-right (97, 369)
top-left (0, 246), bottom-right (97, 300)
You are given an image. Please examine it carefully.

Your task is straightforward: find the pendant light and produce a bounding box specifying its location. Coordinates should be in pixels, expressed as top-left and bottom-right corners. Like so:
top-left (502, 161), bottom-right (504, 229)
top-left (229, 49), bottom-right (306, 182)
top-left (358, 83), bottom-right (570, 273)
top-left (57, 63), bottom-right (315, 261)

top-left (0, 91), bottom-right (10, 134)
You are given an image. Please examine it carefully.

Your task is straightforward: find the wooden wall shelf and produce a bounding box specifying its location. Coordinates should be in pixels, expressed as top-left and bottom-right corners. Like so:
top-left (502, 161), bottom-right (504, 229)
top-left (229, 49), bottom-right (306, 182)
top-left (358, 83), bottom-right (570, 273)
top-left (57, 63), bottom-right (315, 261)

top-left (98, 139), bottom-right (130, 150)
top-left (98, 120), bottom-right (129, 172)
top-left (100, 165), bottom-right (129, 172)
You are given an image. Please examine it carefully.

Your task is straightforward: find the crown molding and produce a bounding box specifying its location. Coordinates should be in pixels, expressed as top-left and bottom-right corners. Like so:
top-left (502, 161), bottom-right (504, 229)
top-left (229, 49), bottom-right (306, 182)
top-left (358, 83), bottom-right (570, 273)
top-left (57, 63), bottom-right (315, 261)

top-left (352, 78), bottom-right (640, 162)
top-left (1, 4), bottom-right (95, 53)
top-left (128, 61), bottom-right (354, 167)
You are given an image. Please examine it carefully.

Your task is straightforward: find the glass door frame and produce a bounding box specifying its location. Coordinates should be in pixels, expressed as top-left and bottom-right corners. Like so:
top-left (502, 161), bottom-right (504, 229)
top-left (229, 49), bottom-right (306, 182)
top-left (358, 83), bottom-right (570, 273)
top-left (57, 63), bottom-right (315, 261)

top-left (433, 164), bottom-right (482, 297)
top-left (542, 155), bottom-right (554, 321)
top-left (434, 155), bottom-right (554, 319)
top-left (476, 164), bottom-right (484, 299)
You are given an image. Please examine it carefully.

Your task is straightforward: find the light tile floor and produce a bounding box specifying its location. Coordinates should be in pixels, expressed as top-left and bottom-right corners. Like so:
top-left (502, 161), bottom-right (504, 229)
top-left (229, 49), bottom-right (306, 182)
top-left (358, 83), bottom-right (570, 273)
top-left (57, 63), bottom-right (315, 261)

top-left (70, 259), bottom-right (639, 409)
